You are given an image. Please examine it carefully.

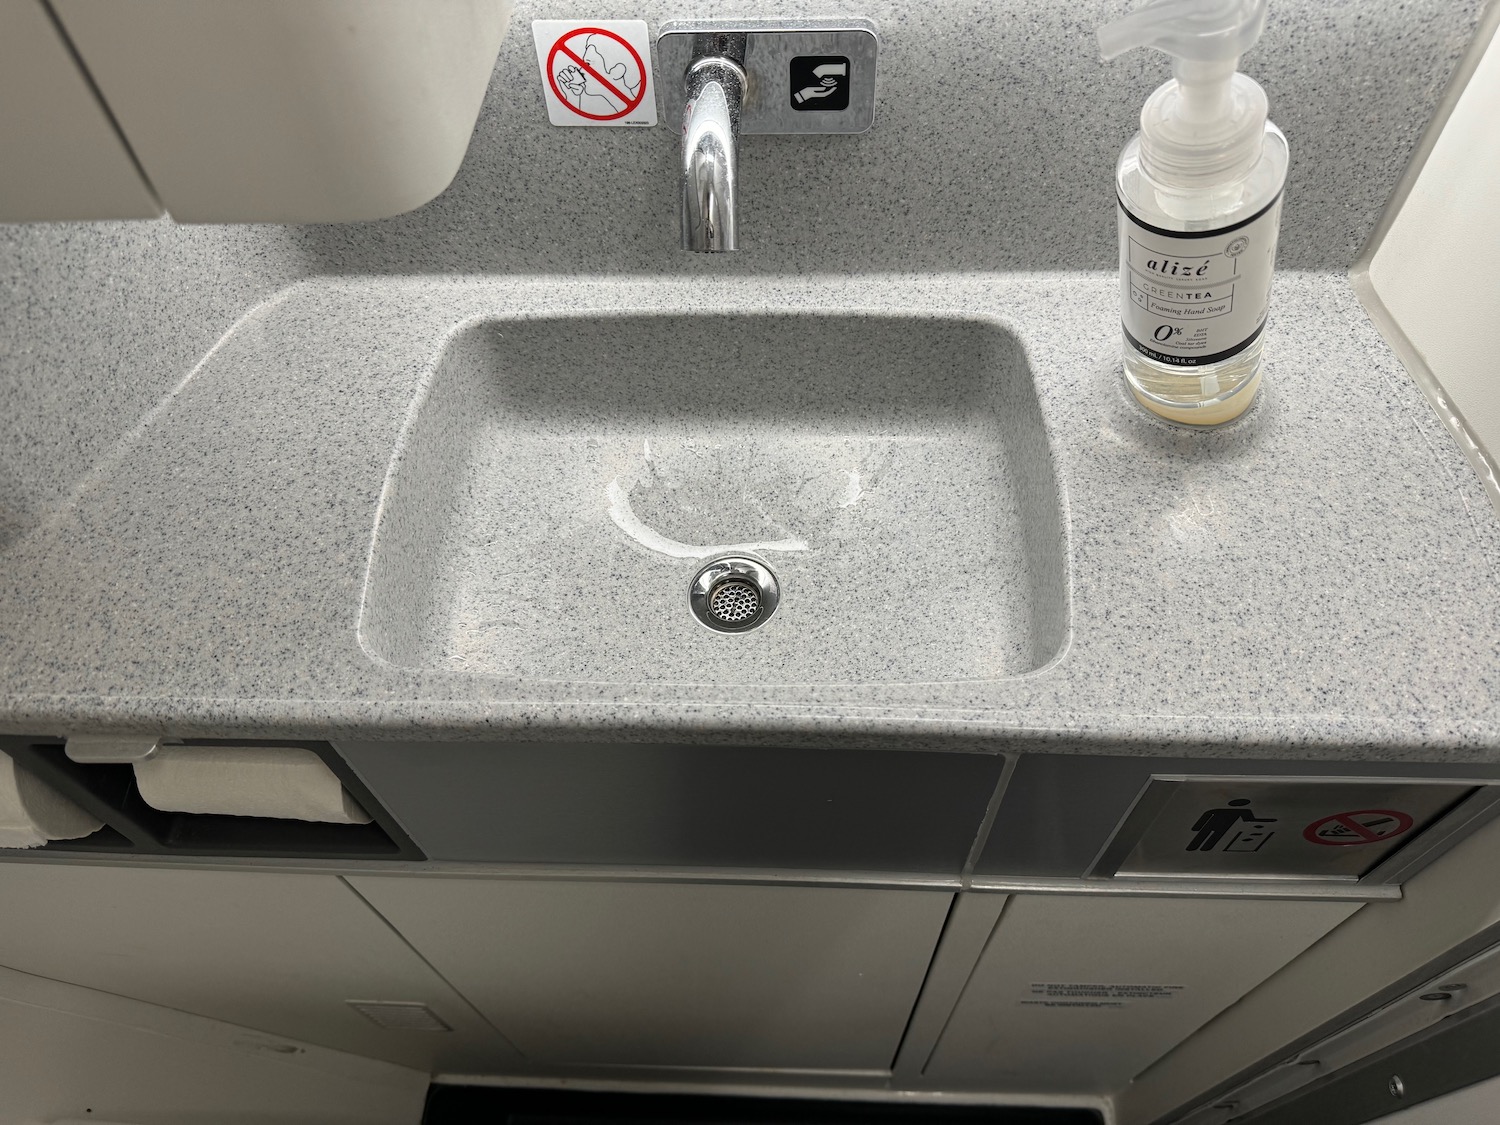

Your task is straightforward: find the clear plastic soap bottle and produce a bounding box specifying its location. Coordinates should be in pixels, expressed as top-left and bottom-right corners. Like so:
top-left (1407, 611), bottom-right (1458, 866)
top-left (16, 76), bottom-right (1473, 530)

top-left (1100, 0), bottom-right (1288, 425)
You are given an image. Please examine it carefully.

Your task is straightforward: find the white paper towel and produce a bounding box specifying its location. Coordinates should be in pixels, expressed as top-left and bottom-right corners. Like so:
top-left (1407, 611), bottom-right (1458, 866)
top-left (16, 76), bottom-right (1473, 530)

top-left (0, 755), bottom-right (104, 848)
top-left (134, 746), bottom-right (372, 824)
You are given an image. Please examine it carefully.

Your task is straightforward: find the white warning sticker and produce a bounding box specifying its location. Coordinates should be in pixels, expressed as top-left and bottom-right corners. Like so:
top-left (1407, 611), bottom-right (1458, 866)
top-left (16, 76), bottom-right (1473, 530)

top-left (1021, 983), bottom-right (1185, 1009)
top-left (532, 20), bottom-right (657, 127)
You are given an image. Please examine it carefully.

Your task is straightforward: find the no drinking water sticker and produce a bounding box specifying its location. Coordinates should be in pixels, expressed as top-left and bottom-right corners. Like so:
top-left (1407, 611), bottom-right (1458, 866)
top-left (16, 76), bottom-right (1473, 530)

top-left (532, 20), bottom-right (657, 127)
top-left (1303, 810), bottom-right (1416, 846)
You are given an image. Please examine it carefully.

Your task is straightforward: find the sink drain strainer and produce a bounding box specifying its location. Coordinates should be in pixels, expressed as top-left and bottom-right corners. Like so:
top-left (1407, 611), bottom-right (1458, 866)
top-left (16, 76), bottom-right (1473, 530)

top-left (690, 557), bottom-right (779, 633)
top-left (710, 579), bottom-right (761, 624)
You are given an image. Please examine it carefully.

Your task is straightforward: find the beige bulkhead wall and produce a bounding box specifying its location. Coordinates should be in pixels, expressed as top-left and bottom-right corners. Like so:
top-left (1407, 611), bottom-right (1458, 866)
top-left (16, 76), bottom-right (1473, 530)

top-left (1359, 2), bottom-right (1500, 511)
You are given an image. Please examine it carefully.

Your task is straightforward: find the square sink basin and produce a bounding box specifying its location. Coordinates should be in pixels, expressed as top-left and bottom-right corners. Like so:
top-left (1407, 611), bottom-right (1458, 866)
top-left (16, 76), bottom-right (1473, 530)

top-left (359, 313), bottom-right (1067, 684)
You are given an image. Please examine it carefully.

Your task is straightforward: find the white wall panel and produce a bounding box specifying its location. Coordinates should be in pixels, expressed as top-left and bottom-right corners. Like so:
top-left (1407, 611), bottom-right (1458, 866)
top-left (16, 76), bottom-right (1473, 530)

top-left (0, 0), bottom-right (160, 220)
top-left (54, 0), bottom-right (512, 222)
top-left (1369, 18), bottom-right (1500, 468)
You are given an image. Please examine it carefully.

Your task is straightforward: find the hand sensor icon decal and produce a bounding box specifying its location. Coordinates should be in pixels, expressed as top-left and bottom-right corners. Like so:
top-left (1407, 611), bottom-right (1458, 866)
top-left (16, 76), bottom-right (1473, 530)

top-left (794, 62), bottom-right (846, 103)
top-left (790, 56), bottom-right (850, 110)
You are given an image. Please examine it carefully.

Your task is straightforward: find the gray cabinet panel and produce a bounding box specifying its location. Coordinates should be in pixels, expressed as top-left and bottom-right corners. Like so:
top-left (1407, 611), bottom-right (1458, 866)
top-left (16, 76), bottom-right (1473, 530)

top-left (339, 740), bottom-right (1005, 872)
top-left (0, 863), bottom-right (518, 1071)
top-left (924, 894), bottom-right (1359, 1095)
top-left (350, 876), bottom-right (953, 1070)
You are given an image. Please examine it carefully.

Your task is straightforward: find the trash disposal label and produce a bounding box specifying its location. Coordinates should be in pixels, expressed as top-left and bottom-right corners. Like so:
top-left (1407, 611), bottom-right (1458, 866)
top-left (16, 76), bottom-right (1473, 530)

top-left (1117, 195), bottom-right (1283, 368)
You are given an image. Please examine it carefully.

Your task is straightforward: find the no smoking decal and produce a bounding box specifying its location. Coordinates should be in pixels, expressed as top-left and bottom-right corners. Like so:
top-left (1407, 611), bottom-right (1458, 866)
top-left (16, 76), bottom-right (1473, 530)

top-left (532, 20), bottom-right (656, 127)
top-left (1303, 809), bottom-right (1416, 846)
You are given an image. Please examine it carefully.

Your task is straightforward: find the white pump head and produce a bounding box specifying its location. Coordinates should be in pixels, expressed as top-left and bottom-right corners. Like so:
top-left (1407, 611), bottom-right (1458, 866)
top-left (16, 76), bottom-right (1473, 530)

top-left (1099, 0), bottom-right (1271, 186)
top-left (1098, 0), bottom-right (1267, 67)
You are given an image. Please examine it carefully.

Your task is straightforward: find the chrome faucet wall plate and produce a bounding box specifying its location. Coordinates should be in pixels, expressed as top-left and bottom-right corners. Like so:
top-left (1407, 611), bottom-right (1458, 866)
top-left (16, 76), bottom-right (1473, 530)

top-left (657, 20), bottom-right (879, 135)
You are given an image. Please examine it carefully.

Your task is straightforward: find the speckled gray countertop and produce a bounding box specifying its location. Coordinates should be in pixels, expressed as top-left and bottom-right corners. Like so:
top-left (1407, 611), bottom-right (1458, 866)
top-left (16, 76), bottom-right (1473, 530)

top-left (0, 0), bottom-right (1492, 759)
top-left (0, 270), bottom-right (1496, 759)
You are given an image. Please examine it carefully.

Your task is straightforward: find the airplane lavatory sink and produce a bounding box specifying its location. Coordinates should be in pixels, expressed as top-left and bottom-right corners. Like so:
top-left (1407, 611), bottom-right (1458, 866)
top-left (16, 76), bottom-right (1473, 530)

top-left (358, 313), bottom-right (1067, 685)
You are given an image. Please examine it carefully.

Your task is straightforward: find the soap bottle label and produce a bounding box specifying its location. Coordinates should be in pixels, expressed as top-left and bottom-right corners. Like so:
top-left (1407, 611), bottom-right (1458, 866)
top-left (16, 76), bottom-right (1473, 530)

top-left (1117, 195), bottom-right (1283, 367)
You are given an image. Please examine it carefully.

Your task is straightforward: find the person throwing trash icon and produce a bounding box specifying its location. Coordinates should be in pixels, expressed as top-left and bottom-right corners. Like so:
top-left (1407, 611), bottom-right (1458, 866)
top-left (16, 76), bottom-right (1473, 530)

top-left (1186, 799), bottom-right (1276, 852)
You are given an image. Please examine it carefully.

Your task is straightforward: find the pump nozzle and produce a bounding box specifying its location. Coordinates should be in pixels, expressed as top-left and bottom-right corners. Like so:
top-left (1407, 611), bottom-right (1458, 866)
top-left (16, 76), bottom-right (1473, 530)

top-left (1099, 0), bottom-right (1271, 181)
top-left (1098, 0), bottom-right (1267, 64)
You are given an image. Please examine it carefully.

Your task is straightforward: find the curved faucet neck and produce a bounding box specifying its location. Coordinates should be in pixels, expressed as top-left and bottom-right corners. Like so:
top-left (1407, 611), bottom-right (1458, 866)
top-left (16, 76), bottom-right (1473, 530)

top-left (680, 44), bottom-right (746, 253)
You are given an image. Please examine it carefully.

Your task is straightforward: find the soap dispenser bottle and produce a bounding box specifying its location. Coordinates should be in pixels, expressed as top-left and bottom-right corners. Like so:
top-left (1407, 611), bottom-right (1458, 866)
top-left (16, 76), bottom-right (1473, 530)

top-left (1100, 0), bottom-right (1287, 425)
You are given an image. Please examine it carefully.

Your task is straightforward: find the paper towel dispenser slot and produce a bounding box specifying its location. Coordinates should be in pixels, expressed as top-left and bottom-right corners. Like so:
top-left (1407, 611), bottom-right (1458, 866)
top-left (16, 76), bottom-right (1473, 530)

top-left (0, 737), bottom-right (422, 860)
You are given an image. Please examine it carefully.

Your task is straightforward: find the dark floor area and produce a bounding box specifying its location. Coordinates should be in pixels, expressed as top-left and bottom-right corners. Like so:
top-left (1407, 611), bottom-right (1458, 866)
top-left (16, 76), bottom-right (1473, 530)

top-left (423, 1086), bottom-right (1103, 1125)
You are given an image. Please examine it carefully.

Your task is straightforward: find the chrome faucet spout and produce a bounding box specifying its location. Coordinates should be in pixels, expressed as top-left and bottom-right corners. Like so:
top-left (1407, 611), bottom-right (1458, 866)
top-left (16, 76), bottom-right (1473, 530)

top-left (660, 21), bottom-right (877, 251)
top-left (681, 45), bottom-right (746, 253)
